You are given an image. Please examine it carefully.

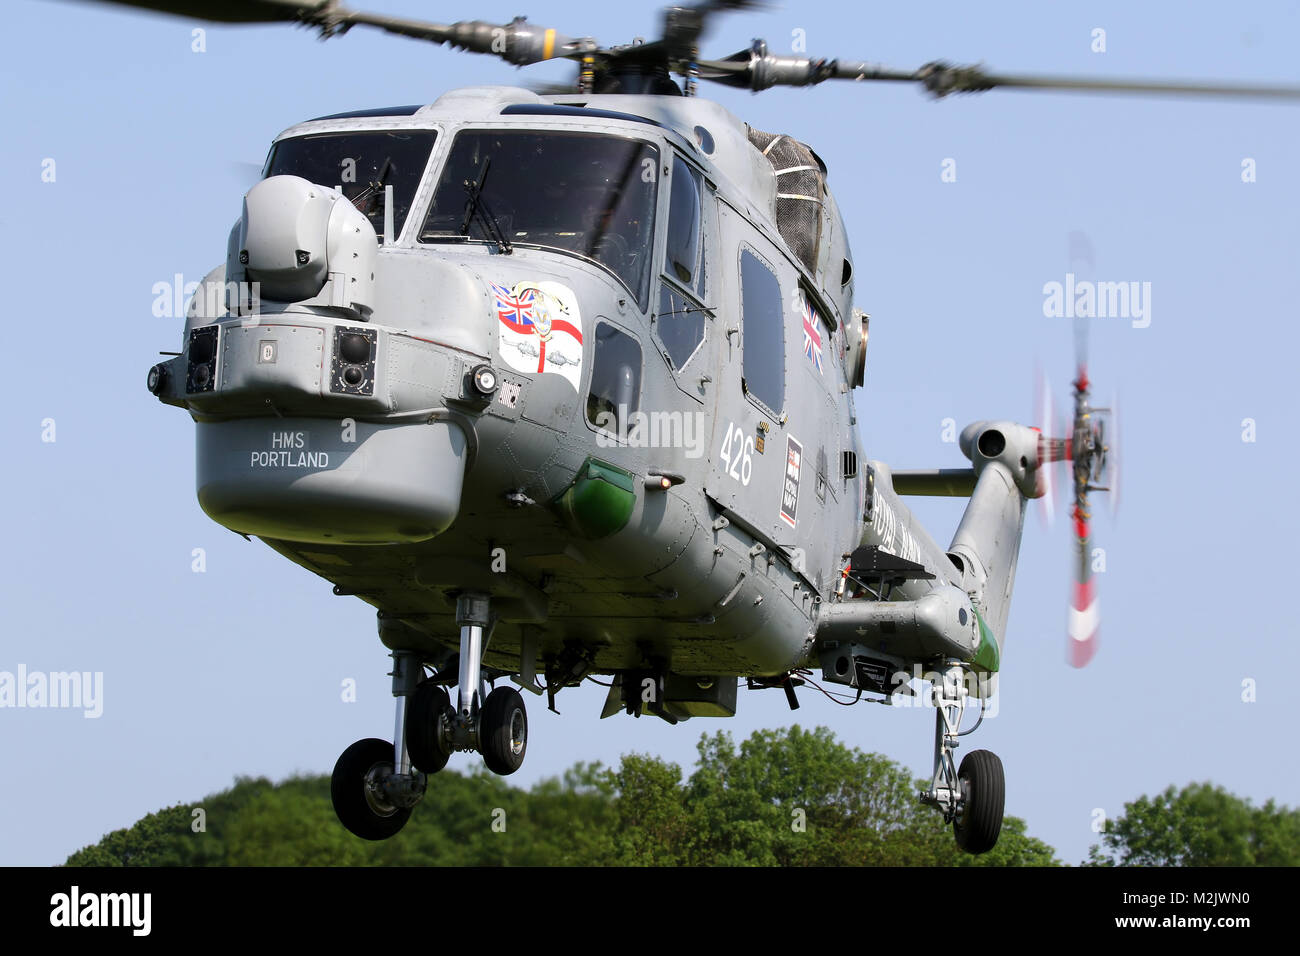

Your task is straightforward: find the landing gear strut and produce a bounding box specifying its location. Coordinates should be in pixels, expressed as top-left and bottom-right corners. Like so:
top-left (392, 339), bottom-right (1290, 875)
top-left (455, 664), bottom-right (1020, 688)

top-left (330, 594), bottom-right (531, 840)
top-left (918, 659), bottom-right (1004, 854)
top-left (330, 650), bottom-right (427, 840)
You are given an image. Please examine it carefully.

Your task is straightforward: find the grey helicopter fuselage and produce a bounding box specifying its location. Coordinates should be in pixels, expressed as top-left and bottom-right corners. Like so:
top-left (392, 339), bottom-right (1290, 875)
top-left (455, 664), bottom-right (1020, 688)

top-left (153, 83), bottom-right (1010, 717)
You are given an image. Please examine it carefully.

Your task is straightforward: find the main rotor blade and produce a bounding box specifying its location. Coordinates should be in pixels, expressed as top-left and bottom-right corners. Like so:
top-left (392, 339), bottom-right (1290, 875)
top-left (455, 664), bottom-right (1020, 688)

top-left (661, 0), bottom-right (761, 58)
top-left (925, 66), bottom-right (1300, 101)
top-left (327, 10), bottom-right (596, 63)
top-left (67, 0), bottom-right (326, 23)
top-left (700, 46), bottom-right (1300, 101)
top-left (64, 1), bottom-right (599, 64)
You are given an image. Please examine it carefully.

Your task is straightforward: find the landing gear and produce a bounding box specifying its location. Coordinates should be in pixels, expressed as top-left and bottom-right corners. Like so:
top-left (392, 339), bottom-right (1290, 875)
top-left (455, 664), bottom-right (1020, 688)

top-left (330, 595), bottom-right (532, 839)
top-left (953, 749), bottom-right (1005, 854)
top-left (919, 659), bottom-right (1005, 854)
top-left (330, 737), bottom-right (419, 841)
top-left (443, 593), bottom-right (530, 776)
top-left (406, 681), bottom-right (453, 774)
top-left (480, 686), bottom-right (528, 775)
top-left (331, 649), bottom-right (427, 840)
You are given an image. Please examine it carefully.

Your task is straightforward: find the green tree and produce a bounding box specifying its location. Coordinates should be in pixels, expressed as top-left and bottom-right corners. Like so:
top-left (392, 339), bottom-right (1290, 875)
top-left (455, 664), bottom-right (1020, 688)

top-left (609, 754), bottom-right (701, 864)
top-left (66, 725), bottom-right (1062, 867)
top-left (684, 727), bottom-right (921, 865)
top-left (675, 726), bottom-right (1057, 867)
top-left (1085, 782), bottom-right (1300, 866)
top-left (63, 803), bottom-right (194, 866)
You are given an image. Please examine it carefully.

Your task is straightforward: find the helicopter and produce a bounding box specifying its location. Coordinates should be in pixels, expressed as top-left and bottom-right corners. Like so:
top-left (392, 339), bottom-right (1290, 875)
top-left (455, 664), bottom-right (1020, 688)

top-left (66, 0), bottom-right (1294, 853)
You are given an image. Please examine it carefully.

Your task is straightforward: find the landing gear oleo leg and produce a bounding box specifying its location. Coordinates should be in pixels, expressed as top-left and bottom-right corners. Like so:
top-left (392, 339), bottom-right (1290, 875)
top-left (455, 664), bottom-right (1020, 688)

top-left (330, 650), bottom-right (426, 841)
top-left (456, 593), bottom-right (489, 723)
top-left (453, 593), bottom-right (528, 775)
top-left (918, 660), bottom-right (1005, 854)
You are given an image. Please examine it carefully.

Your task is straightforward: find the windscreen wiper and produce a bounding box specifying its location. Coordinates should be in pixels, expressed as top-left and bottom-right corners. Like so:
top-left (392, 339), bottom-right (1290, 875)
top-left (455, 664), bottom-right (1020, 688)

top-left (351, 157), bottom-right (392, 209)
top-left (460, 158), bottom-right (513, 254)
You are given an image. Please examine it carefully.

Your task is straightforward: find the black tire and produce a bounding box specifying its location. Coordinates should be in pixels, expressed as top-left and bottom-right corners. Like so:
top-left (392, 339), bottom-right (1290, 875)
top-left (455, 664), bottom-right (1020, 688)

top-left (480, 686), bottom-right (527, 776)
top-left (331, 737), bottom-right (412, 841)
top-left (953, 749), bottom-right (1005, 854)
top-left (406, 681), bottom-right (453, 774)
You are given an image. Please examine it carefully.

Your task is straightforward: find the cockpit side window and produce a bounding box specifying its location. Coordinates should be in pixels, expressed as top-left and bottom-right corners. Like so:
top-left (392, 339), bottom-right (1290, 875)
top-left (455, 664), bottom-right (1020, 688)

top-left (655, 284), bottom-right (707, 371)
top-left (654, 156), bottom-right (709, 373)
top-left (665, 156), bottom-right (704, 297)
top-left (586, 321), bottom-right (643, 439)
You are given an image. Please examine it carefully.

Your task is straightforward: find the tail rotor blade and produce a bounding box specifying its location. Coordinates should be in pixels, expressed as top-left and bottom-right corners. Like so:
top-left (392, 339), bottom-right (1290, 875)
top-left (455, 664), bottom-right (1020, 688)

top-left (1067, 510), bottom-right (1099, 667)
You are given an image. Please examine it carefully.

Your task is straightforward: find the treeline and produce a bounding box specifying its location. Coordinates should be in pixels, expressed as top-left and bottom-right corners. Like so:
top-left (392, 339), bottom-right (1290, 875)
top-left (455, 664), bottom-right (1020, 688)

top-left (1086, 781), bottom-right (1300, 866)
top-left (64, 726), bottom-right (1298, 866)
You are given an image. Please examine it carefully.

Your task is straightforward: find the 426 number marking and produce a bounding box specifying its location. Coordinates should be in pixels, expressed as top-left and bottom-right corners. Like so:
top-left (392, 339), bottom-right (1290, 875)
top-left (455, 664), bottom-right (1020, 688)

top-left (718, 421), bottom-right (754, 485)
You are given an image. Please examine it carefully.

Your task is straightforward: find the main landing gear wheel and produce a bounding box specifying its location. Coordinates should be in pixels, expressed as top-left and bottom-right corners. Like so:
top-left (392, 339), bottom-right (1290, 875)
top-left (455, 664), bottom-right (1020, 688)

top-left (406, 680), bottom-right (453, 774)
top-left (331, 737), bottom-right (413, 841)
top-left (919, 660), bottom-right (1005, 854)
top-left (953, 749), bottom-right (1005, 854)
top-left (480, 686), bottom-right (528, 775)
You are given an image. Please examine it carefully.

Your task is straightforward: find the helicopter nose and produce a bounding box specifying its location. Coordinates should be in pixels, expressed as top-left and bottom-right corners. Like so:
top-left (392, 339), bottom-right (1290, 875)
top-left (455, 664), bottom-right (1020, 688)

top-left (195, 415), bottom-right (468, 545)
top-left (162, 174), bottom-right (487, 546)
top-left (181, 312), bottom-right (472, 545)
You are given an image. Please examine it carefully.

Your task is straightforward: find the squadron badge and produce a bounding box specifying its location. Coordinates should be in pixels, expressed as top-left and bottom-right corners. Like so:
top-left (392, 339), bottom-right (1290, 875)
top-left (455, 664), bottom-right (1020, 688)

top-left (492, 281), bottom-right (584, 391)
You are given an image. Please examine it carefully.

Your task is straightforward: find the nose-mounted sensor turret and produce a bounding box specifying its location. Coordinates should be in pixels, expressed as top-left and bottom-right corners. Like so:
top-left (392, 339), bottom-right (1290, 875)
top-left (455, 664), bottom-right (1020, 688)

top-left (226, 174), bottom-right (378, 317)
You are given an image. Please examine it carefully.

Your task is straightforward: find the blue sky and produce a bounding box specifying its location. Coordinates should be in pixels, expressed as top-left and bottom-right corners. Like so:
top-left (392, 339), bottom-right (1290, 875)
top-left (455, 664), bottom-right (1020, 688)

top-left (2, 0), bottom-right (1298, 866)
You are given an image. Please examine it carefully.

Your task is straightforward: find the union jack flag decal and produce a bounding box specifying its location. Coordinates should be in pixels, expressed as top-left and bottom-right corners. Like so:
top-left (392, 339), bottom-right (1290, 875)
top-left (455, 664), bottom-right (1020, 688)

top-left (493, 283), bottom-right (537, 329)
top-left (801, 292), bottom-right (823, 374)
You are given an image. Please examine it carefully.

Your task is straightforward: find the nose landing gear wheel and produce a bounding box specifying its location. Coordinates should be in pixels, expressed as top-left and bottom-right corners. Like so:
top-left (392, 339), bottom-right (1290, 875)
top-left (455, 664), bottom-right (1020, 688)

top-left (331, 737), bottom-right (413, 841)
top-left (480, 686), bottom-right (528, 775)
top-left (953, 749), bottom-right (1005, 854)
top-left (406, 681), bottom-right (453, 774)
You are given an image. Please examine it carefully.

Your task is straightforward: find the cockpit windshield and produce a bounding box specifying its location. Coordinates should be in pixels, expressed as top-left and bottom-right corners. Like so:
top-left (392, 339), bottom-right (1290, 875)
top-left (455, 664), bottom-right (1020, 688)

top-left (419, 131), bottom-right (659, 305)
top-left (264, 130), bottom-right (437, 239)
